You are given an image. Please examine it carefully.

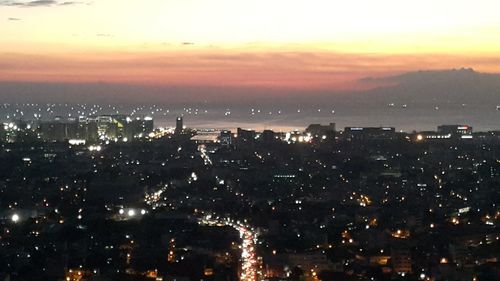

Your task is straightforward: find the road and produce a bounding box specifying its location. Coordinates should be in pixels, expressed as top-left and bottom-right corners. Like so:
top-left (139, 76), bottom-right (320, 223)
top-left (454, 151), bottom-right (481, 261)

top-left (200, 215), bottom-right (259, 281)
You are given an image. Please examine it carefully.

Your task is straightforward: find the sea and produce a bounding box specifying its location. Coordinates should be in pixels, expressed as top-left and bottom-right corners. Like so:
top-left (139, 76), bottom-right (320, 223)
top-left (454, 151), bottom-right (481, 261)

top-left (1, 103), bottom-right (499, 132)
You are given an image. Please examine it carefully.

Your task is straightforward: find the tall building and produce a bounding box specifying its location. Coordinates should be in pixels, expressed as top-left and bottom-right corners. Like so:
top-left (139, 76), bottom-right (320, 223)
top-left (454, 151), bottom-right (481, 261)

top-left (38, 117), bottom-right (91, 141)
top-left (391, 248), bottom-right (412, 274)
top-left (175, 117), bottom-right (183, 134)
top-left (123, 116), bottom-right (154, 139)
top-left (0, 124), bottom-right (5, 142)
top-left (219, 130), bottom-right (232, 145)
top-left (94, 116), bottom-right (118, 138)
top-left (37, 115), bottom-right (153, 142)
top-left (236, 128), bottom-right (256, 141)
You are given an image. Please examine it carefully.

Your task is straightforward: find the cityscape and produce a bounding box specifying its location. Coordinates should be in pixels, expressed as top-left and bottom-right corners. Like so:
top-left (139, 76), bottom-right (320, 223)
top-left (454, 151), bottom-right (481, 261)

top-left (2, 0), bottom-right (500, 280)
top-left (0, 113), bottom-right (499, 281)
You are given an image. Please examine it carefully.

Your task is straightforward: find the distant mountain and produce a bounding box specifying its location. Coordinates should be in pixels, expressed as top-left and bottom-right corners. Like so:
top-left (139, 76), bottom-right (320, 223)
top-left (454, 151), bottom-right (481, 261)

top-left (359, 68), bottom-right (500, 105)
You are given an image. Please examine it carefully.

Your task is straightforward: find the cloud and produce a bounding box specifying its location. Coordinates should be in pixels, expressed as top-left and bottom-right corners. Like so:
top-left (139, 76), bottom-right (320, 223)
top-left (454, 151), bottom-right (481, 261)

top-left (59, 1), bottom-right (90, 6)
top-left (26, 0), bottom-right (56, 6)
top-left (0, 0), bottom-right (57, 6)
top-left (96, 33), bottom-right (113, 37)
top-left (0, 0), bottom-right (87, 7)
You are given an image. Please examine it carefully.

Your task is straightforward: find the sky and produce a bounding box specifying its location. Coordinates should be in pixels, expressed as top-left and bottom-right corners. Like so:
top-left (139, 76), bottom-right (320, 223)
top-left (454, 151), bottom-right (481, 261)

top-left (1, 0), bottom-right (500, 95)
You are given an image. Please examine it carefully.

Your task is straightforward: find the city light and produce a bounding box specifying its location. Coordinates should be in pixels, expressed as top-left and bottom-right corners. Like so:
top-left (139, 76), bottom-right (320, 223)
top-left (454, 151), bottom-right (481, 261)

top-left (88, 145), bottom-right (102, 152)
top-left (1, 105), bottom-right (500, 280)
top-left (127, 209), bottom-right (136, 217)
top-left (199, 216), bottom-right (259, 281)
top-left (11, 213), bottom-right (20, 223)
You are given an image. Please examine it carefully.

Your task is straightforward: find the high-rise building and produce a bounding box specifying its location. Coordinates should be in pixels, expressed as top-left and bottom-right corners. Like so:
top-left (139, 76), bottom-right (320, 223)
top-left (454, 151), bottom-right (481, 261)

top-left (236, 128), bottom-right (256, 141)
top-left (219, 130), bottom-right (232, 145)
top-left (37, 115), bottom-right (153, 142)
top-left (39, 117), bottom-right (96, 142)
top-left (175, 117), bottom-right (183, 134)
top-left (123, 116), bottom-right (154, 139)
top-left (391, 248), bottom-right (412, 274)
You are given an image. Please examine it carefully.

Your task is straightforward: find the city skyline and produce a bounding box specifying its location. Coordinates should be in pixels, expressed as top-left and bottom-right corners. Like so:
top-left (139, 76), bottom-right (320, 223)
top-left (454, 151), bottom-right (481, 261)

top-left (1, 2), bottom-right (500, 280)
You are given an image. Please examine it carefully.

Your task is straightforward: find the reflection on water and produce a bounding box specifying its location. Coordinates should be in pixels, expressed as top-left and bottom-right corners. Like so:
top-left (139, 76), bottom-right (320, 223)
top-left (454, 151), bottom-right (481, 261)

top-left (155, 106), bottom-right (500, 132)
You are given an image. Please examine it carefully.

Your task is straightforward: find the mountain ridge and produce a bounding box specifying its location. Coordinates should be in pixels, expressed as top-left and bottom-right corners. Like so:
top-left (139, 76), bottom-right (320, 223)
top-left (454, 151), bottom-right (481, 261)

top-left (358, 68), bottom-right (500, 105)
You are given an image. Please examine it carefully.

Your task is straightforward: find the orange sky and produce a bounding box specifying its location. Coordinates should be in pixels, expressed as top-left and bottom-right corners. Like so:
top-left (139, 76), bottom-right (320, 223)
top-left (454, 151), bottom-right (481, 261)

top-left (1, 0), bottom-right (500, 91)
top-left (1, 50), bottom-right (499, 91)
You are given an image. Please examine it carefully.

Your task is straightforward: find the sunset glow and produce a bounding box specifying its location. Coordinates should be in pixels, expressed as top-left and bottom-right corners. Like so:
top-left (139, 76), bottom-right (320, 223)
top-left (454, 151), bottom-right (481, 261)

top-left (1, 0), bottom-right (500, 90)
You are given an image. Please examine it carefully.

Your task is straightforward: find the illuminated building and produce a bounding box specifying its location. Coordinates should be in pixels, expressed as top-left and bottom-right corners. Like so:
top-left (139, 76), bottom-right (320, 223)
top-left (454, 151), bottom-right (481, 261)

top-left (219, 130), bottom-right (232, 145)
top-left (168, 238), bottom-right (175, 263)
top-left (344, 127), bottom-right (396, 141)
top-left (415, 125), bottom-right (474, 141)
top-left (37, 115), bottom-right (153, 142)
top-left (437, 125), bottom-right (473, 136)
top-left (391, 248), bottom-right (412, 274)
top-left (305, 123), bottom-right (336, 140)
top-left (175, 116), bottom-right (183, 134)
top-left (38, 117), bottom-right (98, 142)
top-left (1, 121), bottom-right (31, 142)
top-left (434, 124), bottom-right (474, 140)
top-left (191, 134), bottom-right (219, 144)
top-left (123, 116), bottom-right (154, 139)
top-left (415, 131), bottom-right (452, 141)
top-left (287, 253), bottom-right (336, 276)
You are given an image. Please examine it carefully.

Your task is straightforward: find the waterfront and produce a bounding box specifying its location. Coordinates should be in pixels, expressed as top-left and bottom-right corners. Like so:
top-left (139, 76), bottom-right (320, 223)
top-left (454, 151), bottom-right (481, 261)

top-left (2, 103), bottom-right (500, 132)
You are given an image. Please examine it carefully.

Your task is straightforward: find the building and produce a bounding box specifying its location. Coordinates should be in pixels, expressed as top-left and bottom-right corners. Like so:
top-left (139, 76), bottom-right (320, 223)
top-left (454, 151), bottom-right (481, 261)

top-left (287, 252), bottom-right (335, 274)
top-left (391, 248), bottom-right (412, 274)
top-left (91, 115), bottom-right (154, 140)
top-left (123, 116), bottom-right (154, 139)
top-left (415, 125), bottom-right (474, 141)
top-left (191, 129), bottom-right (220, 144)
top-left (237, 128), bottom-right (256, 141)
top-left (37, 115), bottom-right (153, 142)
top-left (191, 134), bottom-right (219, 144)
top-left (436, 125), bottom-right (473, 140)
top-left (305, 123), bottom-right (336, 140)
top-left (219, 130), bottom-right (232, 145)
top-left (344, 127), bottom-right (396, 141)
top-left (262, 130), bottom-right (277, 143)
top-left (175, 117), bottom-right (183, 134)
top-left (95, 115), bottom-right (118, 138)
top-left (38, 117), bottom-right (96, 142)
top-left (2, 120), bottom-right (33, 142)
top-left (437, 125), bottom-right (473, 136)
top-left (415, 131), bottom-right (452, 141)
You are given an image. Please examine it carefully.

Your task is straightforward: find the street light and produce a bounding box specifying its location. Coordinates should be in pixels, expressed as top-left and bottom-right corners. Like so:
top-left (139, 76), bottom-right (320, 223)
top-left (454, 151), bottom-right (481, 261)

top-left (11, 213), bottom-right (20, 223)
top-left (128, 209), bottom-right (136, 217)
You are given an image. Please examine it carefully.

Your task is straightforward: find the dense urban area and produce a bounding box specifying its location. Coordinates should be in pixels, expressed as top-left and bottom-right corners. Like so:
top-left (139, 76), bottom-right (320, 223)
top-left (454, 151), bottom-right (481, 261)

top-left (0, 112), bottom-right (499, 281)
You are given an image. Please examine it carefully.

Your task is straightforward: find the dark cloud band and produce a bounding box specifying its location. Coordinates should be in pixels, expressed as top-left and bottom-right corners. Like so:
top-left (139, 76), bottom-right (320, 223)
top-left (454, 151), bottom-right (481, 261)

top-left (0, 0), bottom-right (87, 7)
